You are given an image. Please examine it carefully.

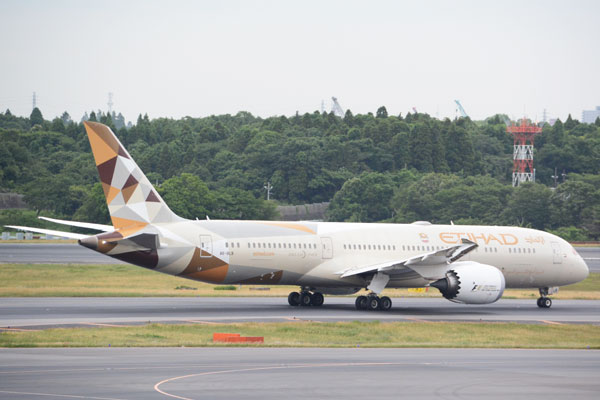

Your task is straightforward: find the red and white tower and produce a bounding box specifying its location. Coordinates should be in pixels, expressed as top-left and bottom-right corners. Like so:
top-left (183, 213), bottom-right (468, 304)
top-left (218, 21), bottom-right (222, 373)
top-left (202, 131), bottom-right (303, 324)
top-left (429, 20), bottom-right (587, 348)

top-left (507, 118), bottom-right (542, 187)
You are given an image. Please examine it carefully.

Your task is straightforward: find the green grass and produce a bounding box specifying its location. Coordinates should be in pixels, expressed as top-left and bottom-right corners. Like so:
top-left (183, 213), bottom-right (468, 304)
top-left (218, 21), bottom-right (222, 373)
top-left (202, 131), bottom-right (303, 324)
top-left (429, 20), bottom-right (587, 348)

top-left (562, 272), bottom-right (600, 291)
top-left (1, 321), bottom-right (598, 349)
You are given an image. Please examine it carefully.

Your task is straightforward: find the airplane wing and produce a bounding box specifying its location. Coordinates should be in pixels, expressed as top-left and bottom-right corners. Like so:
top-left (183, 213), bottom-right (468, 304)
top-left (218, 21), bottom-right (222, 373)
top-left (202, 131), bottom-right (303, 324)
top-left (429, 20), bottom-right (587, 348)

top-left (5, 225), bottom-right (88, 240)
top-left (38, 216), bottom-right (113, 232)
top-left (338, 239), bottom-right (478, 280)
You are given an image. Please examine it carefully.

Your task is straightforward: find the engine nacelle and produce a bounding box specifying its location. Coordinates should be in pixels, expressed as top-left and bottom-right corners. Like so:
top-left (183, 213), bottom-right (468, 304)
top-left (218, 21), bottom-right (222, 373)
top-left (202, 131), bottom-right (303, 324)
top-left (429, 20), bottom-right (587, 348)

top-left (430, 261), bottom-right (505, 304)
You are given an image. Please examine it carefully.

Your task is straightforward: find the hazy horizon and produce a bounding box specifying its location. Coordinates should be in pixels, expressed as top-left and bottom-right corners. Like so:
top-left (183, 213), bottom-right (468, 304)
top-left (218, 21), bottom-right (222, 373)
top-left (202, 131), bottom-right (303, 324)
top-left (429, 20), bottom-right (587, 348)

top-left (1, 0), bottom-right (599, 123)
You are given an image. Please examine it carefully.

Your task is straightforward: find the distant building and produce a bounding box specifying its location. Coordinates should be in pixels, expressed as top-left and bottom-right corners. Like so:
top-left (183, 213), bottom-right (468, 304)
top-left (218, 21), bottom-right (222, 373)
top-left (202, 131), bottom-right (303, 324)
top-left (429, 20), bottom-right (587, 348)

top-left (582, 106), bottom-right (600, 124)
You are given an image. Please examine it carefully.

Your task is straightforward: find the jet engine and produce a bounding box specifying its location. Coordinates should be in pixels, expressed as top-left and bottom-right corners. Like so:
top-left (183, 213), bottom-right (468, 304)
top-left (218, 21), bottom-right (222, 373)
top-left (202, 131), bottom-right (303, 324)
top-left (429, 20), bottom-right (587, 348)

top-left (430, 261), bottom-right (505, 304)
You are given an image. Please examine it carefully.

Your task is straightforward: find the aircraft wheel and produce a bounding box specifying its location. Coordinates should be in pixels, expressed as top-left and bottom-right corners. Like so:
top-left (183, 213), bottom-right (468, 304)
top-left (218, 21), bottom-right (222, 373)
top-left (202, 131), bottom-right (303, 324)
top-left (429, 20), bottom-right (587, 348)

top-left (367, 296), bottom-right (380, 311)
top-left (542, 298), bottom-right (552, 308)
top-left (311, 292), bottom-right (324, 307)
top-left (355, 295), bottom-right (368, 310)
top-left (300, 292), bottom-right (312, 307)
top-left (537, 297), bottom-right (552, 308)
top-left (379, 296), bottom-right (392, 311)
top-left (288, 292), bottom-right (300, 306)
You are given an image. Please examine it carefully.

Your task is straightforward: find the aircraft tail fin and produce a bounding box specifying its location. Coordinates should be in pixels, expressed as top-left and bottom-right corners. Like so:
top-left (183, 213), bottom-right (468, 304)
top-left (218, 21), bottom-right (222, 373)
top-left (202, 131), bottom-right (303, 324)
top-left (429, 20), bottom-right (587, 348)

top-left (83, 121), bottom-right (183, 233)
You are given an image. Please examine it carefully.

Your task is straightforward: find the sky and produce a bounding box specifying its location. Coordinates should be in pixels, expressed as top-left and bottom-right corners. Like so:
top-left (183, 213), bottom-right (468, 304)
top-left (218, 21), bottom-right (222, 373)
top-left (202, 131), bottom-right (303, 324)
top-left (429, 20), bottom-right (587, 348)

top-left (1, 0), bottom-right (599, 123)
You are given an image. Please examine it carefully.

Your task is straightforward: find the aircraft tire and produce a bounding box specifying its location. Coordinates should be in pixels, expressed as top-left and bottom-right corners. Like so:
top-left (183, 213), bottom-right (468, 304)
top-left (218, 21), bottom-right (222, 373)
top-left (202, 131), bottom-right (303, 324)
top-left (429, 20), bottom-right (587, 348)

top-left (355, 296), bottom-right (367, 310)
top-left (367, 296), bottom-right (380, 311)
top-left (543, 298), bottom-right (552, 308)
top-left (537, 297), bottom-right (552, 308)
top-left (311, 292), bottom-right (324, 307)
top-left (288, 292), bottom-right (300, 306)
top-left (379, 296), bottom-right (392, 311)
top-left (300, 292), bottom-right (312, 307)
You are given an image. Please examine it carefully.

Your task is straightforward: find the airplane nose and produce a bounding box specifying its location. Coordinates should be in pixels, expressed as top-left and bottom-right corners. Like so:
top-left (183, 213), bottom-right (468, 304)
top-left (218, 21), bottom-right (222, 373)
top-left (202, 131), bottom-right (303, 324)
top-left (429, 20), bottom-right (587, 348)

top-left (575, 257), bottom-right (590, 282)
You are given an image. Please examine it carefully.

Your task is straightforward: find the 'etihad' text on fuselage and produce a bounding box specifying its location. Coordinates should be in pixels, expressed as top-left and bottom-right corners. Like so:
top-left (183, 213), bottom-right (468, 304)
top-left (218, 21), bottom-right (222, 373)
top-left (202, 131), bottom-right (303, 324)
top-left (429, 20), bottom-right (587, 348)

top-left (439, 232), bottom-right (519, 245)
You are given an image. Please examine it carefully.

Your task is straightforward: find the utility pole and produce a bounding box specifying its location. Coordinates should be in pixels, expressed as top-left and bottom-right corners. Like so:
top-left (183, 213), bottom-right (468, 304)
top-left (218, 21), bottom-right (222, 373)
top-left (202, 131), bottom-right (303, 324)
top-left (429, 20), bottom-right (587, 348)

top-left (263, 182), bottom-right (273, 201)
top-left (108, 92), bottom-right (114, 114)
top-left (32, 92), bottom-right (37, 110)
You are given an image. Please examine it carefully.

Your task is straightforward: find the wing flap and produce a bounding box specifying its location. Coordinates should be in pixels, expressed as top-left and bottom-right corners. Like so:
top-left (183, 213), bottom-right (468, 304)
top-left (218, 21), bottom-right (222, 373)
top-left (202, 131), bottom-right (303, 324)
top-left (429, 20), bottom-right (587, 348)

top-left (338, 239), bottom-right (478, 280)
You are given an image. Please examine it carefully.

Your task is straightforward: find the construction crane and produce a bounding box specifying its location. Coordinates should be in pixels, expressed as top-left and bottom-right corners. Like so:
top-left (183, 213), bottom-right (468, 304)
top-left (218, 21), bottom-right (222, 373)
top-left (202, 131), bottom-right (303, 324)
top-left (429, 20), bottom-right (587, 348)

top-left (331, 97), bottom-right (344, 117)
top-left (454, 100), bottom-right (468, 118)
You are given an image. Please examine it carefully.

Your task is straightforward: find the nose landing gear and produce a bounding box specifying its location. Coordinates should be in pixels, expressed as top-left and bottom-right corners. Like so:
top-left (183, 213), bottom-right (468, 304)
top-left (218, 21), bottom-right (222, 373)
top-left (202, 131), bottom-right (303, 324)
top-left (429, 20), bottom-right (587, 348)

top-left (537, 287), bottom-right (557, 308)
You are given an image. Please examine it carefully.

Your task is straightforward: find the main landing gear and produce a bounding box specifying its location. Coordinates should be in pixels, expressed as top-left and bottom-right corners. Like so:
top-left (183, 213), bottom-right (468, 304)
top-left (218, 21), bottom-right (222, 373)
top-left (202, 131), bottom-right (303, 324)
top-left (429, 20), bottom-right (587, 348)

top-left (355, 294), bottom-right (392, 311)
top-left (288, 289), bottom-right (324, 307)
top-left (537, 287), bottom-right (554, 308)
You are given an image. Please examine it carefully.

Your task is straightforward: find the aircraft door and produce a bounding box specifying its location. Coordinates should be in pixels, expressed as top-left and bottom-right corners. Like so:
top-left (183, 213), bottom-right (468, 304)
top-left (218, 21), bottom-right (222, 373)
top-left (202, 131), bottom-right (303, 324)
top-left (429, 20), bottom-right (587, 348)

top-left (321, 237), bottom-right (333, 259)
top-left (551, 242), bottom-right (562, 264)
top-left (200, 235), bottom-right (213, 258)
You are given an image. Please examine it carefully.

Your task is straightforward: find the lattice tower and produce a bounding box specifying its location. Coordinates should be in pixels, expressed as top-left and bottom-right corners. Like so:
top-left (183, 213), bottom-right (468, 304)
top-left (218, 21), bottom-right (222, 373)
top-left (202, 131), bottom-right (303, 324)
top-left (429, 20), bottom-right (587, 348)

top-left (507, 118), bottom-right (542, 187)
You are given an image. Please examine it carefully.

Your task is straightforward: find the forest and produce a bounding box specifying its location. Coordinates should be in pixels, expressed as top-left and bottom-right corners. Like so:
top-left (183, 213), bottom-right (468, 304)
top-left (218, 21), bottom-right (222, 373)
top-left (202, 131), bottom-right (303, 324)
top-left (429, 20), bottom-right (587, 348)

top-left (0, 106), bottom-right (599, 240)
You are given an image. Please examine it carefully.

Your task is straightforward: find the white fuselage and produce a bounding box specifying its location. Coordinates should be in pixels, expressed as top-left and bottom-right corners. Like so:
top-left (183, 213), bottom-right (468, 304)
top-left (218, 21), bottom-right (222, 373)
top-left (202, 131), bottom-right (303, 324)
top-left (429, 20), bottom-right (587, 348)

top-left (149, 220), bottom-right (589, 290)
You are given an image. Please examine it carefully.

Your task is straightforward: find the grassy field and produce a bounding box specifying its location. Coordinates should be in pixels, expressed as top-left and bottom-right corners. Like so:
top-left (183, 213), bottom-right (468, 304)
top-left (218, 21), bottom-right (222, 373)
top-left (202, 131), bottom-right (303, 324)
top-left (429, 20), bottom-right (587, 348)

top-left (1, 321), bottom-right (598, 349)
top-left (1, 263), bottom-right (598, 299)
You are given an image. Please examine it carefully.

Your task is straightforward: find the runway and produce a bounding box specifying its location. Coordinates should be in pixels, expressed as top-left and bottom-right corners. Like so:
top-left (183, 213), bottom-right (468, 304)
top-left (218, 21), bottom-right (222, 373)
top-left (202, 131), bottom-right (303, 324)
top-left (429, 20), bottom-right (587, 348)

top-left (1, 243), bottom-right (599, 272)
top-left (0, 347), bottom-right (598, 399)
top-left (1, 297), bottom-right (599, 330)
top-left (0, 243), bottom-right (125, 264)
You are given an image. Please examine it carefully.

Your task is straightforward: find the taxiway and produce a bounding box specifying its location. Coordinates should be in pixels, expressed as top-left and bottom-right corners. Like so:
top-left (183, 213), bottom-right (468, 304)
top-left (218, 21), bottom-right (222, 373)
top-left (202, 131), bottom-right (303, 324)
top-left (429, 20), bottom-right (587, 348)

top-left (0, 347), bottom-right (598, 399)
top-left (1, 297), bottom-right (599, 330)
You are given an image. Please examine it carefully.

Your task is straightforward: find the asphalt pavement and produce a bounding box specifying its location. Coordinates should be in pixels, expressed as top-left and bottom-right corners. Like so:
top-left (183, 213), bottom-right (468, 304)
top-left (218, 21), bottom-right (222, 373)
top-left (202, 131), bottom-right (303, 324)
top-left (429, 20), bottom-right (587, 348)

top-left (1, 347), bottom-right (598, 400)
top-left (1, 297), bottom-right (599, 329)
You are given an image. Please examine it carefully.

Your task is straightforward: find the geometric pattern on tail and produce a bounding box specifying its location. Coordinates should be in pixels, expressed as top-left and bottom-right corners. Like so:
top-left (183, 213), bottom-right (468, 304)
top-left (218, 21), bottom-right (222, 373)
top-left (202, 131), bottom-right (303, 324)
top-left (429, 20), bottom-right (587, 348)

top-left (83, 121), bottom-right (183, 233)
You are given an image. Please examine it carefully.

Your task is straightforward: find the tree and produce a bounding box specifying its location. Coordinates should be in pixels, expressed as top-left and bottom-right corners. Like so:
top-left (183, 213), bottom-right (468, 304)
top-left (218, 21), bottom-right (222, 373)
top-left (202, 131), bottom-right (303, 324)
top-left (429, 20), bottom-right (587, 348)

top-left (73, 183), bottom-right (110, 224)
top-left (376, 106), bottom-right (388, 118)
top-left (159, 173), bottom-right (215, 219)
top-left (30, 107), bottom-right (44, 127)
top-left (61, 111), bottom-right (72, 125)
top-left (564, 114), bottom-right (577, 130)
top-left (501, 183), bottom-right (552, 229)
top-left (327, 172), bottom-right (395, 222)
top-left (549, 180), bottom-right (598, 228)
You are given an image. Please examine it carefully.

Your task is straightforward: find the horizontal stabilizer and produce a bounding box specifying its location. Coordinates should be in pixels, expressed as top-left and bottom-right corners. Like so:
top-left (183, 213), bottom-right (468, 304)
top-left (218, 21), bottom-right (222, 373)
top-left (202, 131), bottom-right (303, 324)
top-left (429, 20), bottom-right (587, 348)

top-left (5, 225), bottom-right (88, 240)
top-left (38, 216), bottom-right (113, 232)
top-left (107, 232), bottom-right (160, 250)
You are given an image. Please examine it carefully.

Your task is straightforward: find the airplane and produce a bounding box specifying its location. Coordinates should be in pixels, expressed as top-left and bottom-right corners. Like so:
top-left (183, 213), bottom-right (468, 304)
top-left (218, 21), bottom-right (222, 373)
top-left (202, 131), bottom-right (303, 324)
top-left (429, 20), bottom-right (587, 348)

top-left (7, 121), bottom-right (589, 311)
